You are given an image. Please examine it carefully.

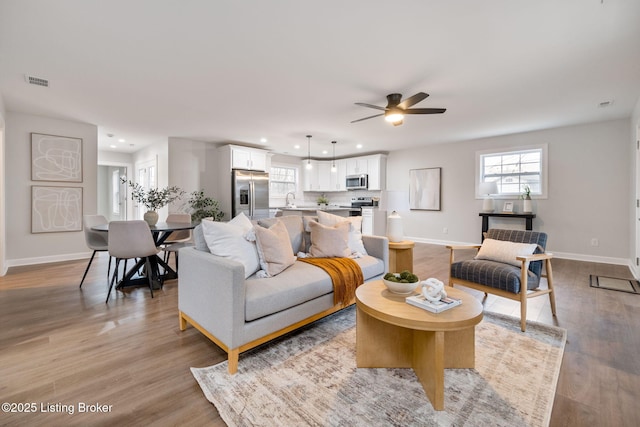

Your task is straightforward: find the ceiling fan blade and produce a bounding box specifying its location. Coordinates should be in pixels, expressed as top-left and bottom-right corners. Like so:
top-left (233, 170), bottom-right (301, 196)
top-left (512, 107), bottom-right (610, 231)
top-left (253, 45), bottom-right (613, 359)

top-left (355, 102), bottom-right (387, 111)
top-left (398, 92), bottom-right (429, 110)
top-left (350, 113), bottom-right (384, 123)
top-left (403, 108), bottom-right (447, 114)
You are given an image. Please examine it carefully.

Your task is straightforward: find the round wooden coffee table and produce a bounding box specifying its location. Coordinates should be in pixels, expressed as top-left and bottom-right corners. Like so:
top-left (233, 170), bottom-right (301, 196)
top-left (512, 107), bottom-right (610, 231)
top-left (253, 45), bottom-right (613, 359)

top-left (355, 280), bottom-right (483, 411)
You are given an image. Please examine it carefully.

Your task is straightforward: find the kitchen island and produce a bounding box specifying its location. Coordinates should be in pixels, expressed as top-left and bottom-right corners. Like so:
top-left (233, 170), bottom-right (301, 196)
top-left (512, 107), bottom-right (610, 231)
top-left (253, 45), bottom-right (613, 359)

top-left (274, 206), bottom-right (360, 217)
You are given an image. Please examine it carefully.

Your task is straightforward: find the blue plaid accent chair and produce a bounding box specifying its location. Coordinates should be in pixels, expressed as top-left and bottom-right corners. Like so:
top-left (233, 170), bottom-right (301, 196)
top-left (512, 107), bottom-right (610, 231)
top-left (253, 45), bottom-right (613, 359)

top-left (447, 229), bottom-right (556, 332)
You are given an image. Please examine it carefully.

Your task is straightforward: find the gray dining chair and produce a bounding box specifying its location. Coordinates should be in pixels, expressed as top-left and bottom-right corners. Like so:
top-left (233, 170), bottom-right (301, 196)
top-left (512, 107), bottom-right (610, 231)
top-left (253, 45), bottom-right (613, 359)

top-left (106, 220), bottom-right (160, 303)
top-left (161, 213), bottom-right (193, 274)
top-left (79, 215), bottom-right (112, 288)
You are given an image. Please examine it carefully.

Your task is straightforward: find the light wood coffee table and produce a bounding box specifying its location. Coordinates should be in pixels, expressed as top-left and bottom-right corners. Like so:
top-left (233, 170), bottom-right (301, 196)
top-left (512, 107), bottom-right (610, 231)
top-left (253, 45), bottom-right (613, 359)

top-left (355, 280), bottom-right (483, 411)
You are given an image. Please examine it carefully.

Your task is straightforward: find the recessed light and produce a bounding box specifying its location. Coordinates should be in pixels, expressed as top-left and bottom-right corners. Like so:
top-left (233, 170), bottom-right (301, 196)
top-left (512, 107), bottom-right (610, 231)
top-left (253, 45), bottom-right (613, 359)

top-left (294, 144), bottom-right (300, 149)
top-left (356, 144), bottom-right (363, 149)
top-left (110, 145), bottom-right (117, 149)
top-left (118, 138), bottom-right (126, 143)
top-left (598, 100), bottom-right (614, 108)
top-left (322, 150), bottom-right (328, 154)
top-left (260, 137), bottom-right (267, 143)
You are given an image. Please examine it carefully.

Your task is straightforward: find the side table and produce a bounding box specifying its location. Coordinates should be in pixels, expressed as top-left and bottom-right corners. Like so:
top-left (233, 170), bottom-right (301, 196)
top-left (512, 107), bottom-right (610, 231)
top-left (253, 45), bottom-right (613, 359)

top-left (388, 240), bottom-right (415, 272)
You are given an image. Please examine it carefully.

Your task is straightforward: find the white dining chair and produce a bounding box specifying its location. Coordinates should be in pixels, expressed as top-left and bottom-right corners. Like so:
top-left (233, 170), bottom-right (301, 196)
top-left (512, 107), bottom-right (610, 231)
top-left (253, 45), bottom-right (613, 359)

top-left (106, 220), bottom-right (160, 303)
top-left (161, 213), bottom-right (193, 274)
top-left (79, 215), bottom-right (112, 288)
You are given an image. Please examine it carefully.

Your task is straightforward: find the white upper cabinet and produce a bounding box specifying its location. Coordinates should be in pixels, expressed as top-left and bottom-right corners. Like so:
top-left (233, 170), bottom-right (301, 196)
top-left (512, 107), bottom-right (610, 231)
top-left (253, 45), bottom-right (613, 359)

top-left (230, 145), bottom-right (268, 171)
top-left (302, 155), bottom-right (385, 192)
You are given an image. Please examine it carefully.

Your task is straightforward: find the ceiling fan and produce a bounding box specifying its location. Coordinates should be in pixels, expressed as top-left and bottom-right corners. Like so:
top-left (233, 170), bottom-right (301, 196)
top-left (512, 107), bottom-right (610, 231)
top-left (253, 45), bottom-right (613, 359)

top-left (351, 92), bottom-right (446, 126)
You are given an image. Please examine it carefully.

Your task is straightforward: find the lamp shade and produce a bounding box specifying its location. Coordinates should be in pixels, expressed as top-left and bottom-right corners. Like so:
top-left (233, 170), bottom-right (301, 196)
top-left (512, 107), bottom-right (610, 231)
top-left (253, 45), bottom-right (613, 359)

top-left (478, 181), bottom-right (498, 196)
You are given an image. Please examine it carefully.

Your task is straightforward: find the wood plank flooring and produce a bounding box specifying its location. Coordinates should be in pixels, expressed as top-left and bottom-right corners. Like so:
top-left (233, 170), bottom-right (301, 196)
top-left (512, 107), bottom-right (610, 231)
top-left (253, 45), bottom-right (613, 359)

top-left (1, 244), bottom-right (639, 426)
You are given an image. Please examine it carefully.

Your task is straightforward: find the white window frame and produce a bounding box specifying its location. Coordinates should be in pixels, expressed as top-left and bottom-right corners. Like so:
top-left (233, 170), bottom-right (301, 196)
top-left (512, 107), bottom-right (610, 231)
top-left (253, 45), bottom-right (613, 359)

top-left (475, 144), bottom-right (548, 199)
top-left (269, 164), bottom-right (299, 201)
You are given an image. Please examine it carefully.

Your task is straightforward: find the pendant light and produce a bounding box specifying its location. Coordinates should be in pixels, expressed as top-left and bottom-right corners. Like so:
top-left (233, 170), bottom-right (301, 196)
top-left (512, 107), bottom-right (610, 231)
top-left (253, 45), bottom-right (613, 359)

top-left (331, 141), bottom-right (337, 172)
top-left (305, 135), bottom-right (312, 170)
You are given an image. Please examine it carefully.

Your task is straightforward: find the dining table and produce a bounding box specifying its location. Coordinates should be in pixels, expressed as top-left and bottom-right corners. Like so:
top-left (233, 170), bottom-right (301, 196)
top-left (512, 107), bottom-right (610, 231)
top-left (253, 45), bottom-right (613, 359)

top-left (92, 221), bottom-right (195, 291)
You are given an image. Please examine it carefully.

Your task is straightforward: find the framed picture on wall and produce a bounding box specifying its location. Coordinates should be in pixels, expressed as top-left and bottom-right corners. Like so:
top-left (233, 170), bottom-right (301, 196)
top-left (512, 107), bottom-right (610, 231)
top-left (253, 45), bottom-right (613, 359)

top-left (31, 186), bottom-right (83, 233)
top-left (409, 167), bottom-right (441, 211)
top-left (31, 133), bottom-right (83, 182)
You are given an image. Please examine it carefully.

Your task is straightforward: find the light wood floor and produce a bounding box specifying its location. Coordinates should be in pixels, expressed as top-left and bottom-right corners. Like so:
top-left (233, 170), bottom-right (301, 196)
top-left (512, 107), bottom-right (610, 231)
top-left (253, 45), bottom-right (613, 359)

top-left (1, 244), bottom-right (639, 426)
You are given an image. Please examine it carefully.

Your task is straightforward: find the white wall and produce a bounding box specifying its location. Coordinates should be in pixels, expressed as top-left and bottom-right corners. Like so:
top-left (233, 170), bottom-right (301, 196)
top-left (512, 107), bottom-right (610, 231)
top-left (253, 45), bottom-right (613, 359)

top-left (388, 118), bottom-right (631, 264)
top-left (167, 137), bottom-right (221, 209)
top-left (5, 112), bottom-right (98, 266)
top-left (0, 93), bottom-right (6, 275)
top-left (630, 97), bottom-right (640, 277)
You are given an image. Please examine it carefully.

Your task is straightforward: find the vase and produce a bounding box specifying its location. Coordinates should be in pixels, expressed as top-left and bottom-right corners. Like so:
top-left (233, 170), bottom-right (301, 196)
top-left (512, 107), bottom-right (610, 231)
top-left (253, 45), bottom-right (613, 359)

top-left (523, 198), bottom-right (532, 213)
top-left (144, 211), bottom-right (159, 226)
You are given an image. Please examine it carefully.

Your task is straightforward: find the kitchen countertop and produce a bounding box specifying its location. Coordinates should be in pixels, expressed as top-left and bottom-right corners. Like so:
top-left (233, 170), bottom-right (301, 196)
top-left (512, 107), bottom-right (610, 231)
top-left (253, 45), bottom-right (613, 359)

top-left (274, 206), bottom-right (360, 212)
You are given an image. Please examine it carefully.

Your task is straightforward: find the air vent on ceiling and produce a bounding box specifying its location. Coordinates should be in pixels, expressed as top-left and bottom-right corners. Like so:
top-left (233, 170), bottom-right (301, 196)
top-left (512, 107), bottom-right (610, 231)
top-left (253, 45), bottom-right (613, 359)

top-left (24, 74), bottom-right (49, 87)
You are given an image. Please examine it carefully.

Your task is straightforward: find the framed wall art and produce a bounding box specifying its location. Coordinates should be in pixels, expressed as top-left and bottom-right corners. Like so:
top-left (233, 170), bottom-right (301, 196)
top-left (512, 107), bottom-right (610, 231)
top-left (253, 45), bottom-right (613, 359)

top-left (409, 167), bottom-right (441, 211)
top-left (31, 133), bottom-right (83, 182)
top-left (31, 186), bottom-right (83, 233)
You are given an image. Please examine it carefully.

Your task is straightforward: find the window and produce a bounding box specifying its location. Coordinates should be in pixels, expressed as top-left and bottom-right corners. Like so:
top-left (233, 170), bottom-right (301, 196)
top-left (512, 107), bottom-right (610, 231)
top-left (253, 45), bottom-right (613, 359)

top-left (270, 165), bottom-right (297, 197)
top-left (476, 144), bottom-right (547, 198)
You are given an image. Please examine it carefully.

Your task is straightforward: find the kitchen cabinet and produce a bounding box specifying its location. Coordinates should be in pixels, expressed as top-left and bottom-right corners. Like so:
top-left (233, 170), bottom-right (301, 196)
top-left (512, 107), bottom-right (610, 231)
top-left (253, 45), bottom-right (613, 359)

top-left (231, 145), bottom-right (268, 171)
top-left (346, 158), bottom-right (368, 175)
top-left (303, 159), bottom-right (346, 192)
top-left (302, 155), bottom-right (385, 192)
top-left (301, 160), bottom-right (320, 191)
top-left (366, 154), bottom-right (386, 191)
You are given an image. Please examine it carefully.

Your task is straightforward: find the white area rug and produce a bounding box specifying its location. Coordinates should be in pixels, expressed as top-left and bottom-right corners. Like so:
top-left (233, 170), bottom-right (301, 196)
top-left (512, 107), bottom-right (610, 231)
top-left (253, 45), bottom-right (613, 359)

top-left (192, 306), bottom-right (566, 427)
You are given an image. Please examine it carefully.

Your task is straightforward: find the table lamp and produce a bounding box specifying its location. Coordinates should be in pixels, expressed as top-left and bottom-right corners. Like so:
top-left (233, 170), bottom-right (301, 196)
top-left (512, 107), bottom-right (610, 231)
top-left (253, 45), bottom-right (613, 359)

top-left (379, 190), bottom-right (410, 243)
top-left (479, 182), bottom-right (499, 212)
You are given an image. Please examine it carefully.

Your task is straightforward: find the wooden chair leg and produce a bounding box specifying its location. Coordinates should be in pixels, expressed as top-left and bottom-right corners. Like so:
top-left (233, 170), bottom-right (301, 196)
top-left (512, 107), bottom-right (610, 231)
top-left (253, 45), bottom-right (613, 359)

top-left (228, 348), bottom-right (240, 374)
top-left (546, 259), bottom-right (557, 316)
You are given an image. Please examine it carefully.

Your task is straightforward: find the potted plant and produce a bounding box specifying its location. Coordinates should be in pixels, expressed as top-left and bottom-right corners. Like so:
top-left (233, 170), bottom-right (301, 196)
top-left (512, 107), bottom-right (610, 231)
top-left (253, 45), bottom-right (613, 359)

top-left (520, 185), bottom-right (532, 213)
top-left (122, 178), bottom-right (185, 226)
top-left (317, 194), bottom-right (329, 206)
top-left (186, 190), bottom-right (224, 223)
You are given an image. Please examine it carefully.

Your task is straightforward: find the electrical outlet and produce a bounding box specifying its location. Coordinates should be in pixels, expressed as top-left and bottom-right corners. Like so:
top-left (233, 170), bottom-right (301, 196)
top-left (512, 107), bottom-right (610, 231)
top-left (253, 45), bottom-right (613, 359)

top-left (591, 238), bottom-right (599, 247)
top-left (442, 227), bottom-right (448, 234)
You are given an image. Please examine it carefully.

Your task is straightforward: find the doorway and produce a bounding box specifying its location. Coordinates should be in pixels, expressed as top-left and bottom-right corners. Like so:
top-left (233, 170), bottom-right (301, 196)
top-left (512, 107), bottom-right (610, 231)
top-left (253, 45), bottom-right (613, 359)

top-left (97, 165), bottom-right (128, 221)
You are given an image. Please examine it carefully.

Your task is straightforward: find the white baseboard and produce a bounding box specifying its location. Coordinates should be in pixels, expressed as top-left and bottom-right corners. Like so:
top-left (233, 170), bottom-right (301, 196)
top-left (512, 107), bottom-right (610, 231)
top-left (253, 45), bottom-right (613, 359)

top-left (6, 251), bottom-right (92, 268)
top-left (407, 236), bottom-right (631, 267)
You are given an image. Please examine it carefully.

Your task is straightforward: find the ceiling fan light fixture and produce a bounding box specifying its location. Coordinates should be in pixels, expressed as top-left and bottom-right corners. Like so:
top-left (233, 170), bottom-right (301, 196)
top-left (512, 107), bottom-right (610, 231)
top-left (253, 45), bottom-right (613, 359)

top-left (384, 110), bottom-right (404, 123)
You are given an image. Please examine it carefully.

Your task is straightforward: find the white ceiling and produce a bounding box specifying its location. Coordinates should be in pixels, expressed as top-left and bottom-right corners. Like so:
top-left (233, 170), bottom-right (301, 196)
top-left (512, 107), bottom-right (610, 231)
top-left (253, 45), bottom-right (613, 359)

top-left (1, 1), bottom-right (639, 159)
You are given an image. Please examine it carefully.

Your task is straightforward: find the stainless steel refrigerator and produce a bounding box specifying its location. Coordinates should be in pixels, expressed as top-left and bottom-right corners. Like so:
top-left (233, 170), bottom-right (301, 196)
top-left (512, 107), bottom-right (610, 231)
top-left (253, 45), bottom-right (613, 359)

top-left (232, 169), bottom-right (270, 220)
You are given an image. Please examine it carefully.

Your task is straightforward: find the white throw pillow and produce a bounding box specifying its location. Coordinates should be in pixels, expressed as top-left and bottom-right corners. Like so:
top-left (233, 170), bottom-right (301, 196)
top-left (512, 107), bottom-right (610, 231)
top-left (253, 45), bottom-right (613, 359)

top-left (316, 210), bottom-right (367, 256)
top-left (308, 220), bottom-right (351, 258)
top-left (201, 213), bottom-right (260, 278)
top-left (253, 220), bottom-right (296, 277)
top-left (474, 238), bottom-right (538, 267)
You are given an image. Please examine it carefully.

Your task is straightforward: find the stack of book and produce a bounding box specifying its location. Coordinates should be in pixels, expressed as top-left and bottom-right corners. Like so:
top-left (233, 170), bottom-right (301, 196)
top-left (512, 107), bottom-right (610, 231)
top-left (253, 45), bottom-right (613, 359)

top-left (406, 294), bottom-right (462, 313)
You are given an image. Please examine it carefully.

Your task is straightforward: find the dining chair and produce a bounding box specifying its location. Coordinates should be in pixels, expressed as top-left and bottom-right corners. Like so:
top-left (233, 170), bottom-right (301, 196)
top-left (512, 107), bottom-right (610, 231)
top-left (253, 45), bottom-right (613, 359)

top-left (79, 215), bottom-right (112, 288)
top-left (162, 213), bottom-right (193, 274)
top-left (106, 220), bottom-right (160, 303)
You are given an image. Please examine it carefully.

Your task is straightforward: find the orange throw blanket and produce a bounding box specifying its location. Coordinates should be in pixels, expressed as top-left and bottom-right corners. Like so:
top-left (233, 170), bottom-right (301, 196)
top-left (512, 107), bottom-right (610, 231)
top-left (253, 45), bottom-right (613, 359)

top-left (298, 257), bottom-right (364, 307)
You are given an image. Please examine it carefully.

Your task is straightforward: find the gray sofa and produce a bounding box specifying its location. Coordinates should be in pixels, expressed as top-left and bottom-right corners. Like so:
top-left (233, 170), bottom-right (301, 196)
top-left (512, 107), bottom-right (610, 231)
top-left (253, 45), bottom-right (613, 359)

top-left (178, 215), bottom-right (389, 374)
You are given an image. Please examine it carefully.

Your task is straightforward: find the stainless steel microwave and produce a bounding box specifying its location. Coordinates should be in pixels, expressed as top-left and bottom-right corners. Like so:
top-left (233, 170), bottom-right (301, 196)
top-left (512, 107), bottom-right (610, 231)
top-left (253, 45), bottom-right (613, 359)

top-left (346, 174), bottom-right (368, 190)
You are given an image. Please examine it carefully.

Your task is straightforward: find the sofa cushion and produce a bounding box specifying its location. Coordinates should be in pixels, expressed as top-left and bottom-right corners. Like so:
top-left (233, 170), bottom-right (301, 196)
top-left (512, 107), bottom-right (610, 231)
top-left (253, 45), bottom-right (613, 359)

top-left (201, 213), bottom-right (259, 278)
top-left (244, 254), bottom-right (385, 321)
top-left (308, 220), bottom-right (350, 258)
top-left (451, 259), bottom-right (540, 294)
top-left (474, 238), bottom-right (538, 267)
top-left (258, 215), bottom-right (304, 254)
top-left (316, 210), bottom-right (367, 256)
top-left (253, 219), bottom-right (296, 277)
